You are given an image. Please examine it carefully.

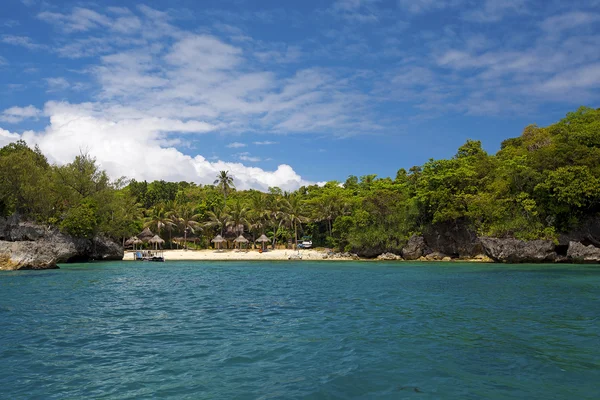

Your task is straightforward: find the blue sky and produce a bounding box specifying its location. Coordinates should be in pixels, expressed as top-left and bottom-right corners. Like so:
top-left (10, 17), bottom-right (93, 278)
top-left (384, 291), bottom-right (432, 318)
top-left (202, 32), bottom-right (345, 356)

top-left (1, 0), bottom-right (599, 190)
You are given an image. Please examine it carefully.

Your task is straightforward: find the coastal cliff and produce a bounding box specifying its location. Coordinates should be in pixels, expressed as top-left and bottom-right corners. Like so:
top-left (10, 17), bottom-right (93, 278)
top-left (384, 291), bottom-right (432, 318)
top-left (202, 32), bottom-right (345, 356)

top-left (358, 218), bottom-right (600, 263)
top-left (0, 216), bottom-right (123, 270)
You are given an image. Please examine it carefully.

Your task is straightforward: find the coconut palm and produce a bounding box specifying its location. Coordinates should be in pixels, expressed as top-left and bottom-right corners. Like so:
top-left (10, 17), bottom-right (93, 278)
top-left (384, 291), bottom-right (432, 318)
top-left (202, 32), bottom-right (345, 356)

top-left (282, 195), bottom-right (308, 249)
top-left (265, 195), bottom-right (285, 248)
top-left (144, 204), bottom-right (175, 237)
top-left (171, 205), bottom-right (201, 249)
top-left (204, 205), bottom-right (230, 237)
top-left (227, 200), bottom-right (250, 236)
top-left (248, 191), bottom-right (269, 235)
top-left (214, 171), bottom-right (235, 202)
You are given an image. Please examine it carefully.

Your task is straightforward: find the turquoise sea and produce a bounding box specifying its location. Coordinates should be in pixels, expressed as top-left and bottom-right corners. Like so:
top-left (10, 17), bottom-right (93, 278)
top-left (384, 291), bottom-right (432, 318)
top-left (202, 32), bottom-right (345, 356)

top-left (1, 262), bottom-right (599, 399)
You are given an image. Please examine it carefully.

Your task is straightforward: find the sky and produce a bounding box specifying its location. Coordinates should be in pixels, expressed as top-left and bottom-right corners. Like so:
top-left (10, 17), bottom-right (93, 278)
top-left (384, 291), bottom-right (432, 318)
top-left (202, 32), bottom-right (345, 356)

top-left (1, 0), bottom-right (599, 190)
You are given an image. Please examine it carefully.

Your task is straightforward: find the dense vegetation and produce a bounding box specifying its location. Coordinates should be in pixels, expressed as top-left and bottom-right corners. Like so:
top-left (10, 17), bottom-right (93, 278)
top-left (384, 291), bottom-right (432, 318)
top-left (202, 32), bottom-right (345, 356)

top-left (1, 107), bottom-right (599, 253)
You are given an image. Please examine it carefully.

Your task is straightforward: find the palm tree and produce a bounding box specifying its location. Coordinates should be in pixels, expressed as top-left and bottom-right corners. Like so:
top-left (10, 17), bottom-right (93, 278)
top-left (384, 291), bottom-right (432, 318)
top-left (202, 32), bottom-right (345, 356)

top-left (214, 171), bottom-right (235, 202)
top-left (144, 204), bottom-right (175, 237)
top-left (265, 194), bottom-right (285, 249)
top-left (282, 195), bottom-right (308, 249)
top-left (204, 205), bottom-right (230, 237)
top-left (227, 200), bottom-right (250, 236)
top-left (171, 205), bottom-right (201, 249)
top-left (248, 191), bottom-right (269, 236)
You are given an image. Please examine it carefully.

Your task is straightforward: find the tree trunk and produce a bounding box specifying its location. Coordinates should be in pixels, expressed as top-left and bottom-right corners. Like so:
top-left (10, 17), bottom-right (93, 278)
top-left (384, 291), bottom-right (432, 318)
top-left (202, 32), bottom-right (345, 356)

top-left (294, 221), bottom-right (298, 249)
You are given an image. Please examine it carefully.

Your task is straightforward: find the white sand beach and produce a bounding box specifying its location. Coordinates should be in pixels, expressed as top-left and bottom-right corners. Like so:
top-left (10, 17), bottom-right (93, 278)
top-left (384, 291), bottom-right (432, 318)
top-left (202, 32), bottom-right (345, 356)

top-left (123, 249), bottom-right (357, 261)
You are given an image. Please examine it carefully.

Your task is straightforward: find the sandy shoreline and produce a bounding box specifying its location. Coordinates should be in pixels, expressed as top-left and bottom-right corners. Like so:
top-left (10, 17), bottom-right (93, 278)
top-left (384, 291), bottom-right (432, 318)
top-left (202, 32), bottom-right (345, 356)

top-left (123, 249), bottom-right (494, 262)
top-left (123, 249), bottom-right (356, 261)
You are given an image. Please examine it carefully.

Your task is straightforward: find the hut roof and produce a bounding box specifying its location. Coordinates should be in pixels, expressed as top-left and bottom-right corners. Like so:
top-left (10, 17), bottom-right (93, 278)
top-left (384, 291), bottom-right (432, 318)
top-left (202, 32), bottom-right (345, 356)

top-left (256, 234), bottom-right (270, 242)
top-left (138, 227), bottom-right (154, 241)
top-left (234, 235), bottom-right (249, 243)
top-left (211, 235), bottom-right (225, 243)
top-left (148, 235), bottom-right (165, 244)
top-left (125, 236), bottom-right (137, 246)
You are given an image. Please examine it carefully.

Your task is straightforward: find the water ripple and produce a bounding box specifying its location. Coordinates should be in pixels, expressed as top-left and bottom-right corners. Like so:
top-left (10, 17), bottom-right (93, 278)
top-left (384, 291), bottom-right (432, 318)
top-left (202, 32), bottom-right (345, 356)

top-left (1, 262), bottom-right (599, 399)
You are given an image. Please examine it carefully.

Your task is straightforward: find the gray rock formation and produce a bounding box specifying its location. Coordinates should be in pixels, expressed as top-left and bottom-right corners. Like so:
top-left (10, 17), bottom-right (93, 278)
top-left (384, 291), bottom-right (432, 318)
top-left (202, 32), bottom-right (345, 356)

top-left (480, 237), bottom-right (557, 263)
top-left (423, 221), bottom-right (483, 258)
top-left (376, 252), bottom-right (402, 261)
top-left (0, 217), bottom-right (123, 270)
top-left (567, 241), bottom-right (600, 263)
top-left (402, 235), bottom-right (429, 260)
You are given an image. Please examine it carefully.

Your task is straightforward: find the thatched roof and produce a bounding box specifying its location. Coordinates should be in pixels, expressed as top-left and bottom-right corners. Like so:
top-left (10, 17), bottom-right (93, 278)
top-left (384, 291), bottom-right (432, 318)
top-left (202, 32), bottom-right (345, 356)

top-left (211, 235), bottom-right (225, 243)
top-left (138, 227), bottom-right (154, 241)
top-left (148, 235), bottom-right (165, 244)
top-left (125, 236), bottom-right (137, 246)
top-left (255, 234), bottom-right (269, 242)
top-left (234, 235), bottom-right (249, 243)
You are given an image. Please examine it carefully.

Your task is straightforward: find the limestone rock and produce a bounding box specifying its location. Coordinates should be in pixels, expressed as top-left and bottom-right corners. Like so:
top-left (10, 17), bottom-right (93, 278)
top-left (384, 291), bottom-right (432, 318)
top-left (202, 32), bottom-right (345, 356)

top-left (376, 252), bottom-right (402, 261)
top-left (423, 220), bottom-right (483, 258)
top-left (0, 217), bottom-right (124, 270)
top-left (424, 252), bottom-right (448, 261)
top-left (402, 235), bottom-right (429, 260)
top-left (480, 237), bottom-right (557, 263)
top-left (567, 241), bottom-right (600, 263)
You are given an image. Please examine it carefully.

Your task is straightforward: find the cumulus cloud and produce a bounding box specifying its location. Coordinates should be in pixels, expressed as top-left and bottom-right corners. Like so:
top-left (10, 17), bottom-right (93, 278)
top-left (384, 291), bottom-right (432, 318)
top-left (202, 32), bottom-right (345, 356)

top-left (0, 105), bottom-right (42, 123)
top-left (15, 102), bottom-right (311, 191)
top-left (227, 142), bottom-right (246, 148)
top-left (0, 128), bottom-right (21, 147)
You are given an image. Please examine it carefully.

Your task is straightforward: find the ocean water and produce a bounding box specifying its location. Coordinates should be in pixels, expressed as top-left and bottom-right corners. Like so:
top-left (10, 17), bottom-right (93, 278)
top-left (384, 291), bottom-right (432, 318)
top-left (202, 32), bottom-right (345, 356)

top-left (1, 262), bottom-right (599, 399)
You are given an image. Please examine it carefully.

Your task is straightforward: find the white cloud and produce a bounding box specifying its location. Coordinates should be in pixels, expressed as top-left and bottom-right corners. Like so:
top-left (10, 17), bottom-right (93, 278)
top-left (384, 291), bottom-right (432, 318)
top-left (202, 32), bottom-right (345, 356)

top-left (227, 142), bottom-right (246, 148)
top-left (18, 102), bottom-right (310, 191)
top-left (463, 0), bottom-right (528, 22)
top-left (0, 105), bottom-right (42, 123)
top-left (38, 7), bottom-right (142, 34)
top-left (238, 152), bottom-right (261, 162)
top-left (540, 12), bottom-right (600, 33)
top-left (253, 141), bottom-right (277, 145)
top-left (0, 128), bottom-right (21, 147)
top-left (397, 0), bottom-right (463, 14)
top-left (1, 35), bottom-right (44, 50)
top-left (45, 77), bottom-right (71, 91)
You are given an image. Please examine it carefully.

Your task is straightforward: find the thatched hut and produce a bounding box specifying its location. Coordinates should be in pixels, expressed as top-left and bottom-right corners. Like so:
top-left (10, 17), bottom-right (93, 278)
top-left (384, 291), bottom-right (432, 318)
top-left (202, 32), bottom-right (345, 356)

top-left (255, 234), bottom-right (269, 251)
top-left (138, 227), bottom-right (154, 243)
top-left (148, 235), bottom-right (165, 250)
top-left (233, 235), bottom-right (249, 250)
top-left (211, 234), bottom-right (225, 250)
top-left (125, 236), bottom-right (143, 250)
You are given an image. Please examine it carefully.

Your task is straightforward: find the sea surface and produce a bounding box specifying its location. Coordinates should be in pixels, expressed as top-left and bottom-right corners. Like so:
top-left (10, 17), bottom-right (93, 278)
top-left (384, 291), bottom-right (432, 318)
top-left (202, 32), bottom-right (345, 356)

top-left (1, 262), bottom-right (599, 399)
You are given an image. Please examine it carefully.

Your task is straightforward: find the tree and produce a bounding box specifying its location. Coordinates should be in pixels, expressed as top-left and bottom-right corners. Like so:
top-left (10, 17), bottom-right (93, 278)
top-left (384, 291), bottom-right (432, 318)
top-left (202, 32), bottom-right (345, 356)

top-left (145, 204), bottom-right (176, 246)
top-left (171, 205), bottom-right (201, 249)
top-left (282, 195), bottom-right (308, 249)
top-left (227, 200), bottom-right (250, 236)
top-left (204, 205), bottom-right (230, 237)
top-left (214, 171), bottom-right (235, 202)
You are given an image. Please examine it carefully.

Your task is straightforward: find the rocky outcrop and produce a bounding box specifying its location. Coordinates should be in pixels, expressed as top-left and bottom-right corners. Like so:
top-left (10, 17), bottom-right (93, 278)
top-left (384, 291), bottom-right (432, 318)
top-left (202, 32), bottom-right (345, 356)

top-left (480, 237), bottom-right (557, 263)
top-left (559, 216), bottom-right (600, 248)
top-left (567, 241), bottom-right (600, 263)
top-left (0, 217), bottom-right (123, 270)
top-left (423, 221), bottom-right (483, 258)
top-left (376, 252), bottom-right (402, 261)
top-left (323, 252), bottom-right (360, 260)
top-left (423, 252), bottom-right (450, 261)
top-left (402, 235), bottom-right (429, 260)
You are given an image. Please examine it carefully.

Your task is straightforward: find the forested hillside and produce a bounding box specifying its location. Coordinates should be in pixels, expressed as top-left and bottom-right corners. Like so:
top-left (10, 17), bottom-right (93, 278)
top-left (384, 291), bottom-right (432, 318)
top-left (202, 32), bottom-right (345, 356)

top-left (1, 106), bottom-right (598, 255)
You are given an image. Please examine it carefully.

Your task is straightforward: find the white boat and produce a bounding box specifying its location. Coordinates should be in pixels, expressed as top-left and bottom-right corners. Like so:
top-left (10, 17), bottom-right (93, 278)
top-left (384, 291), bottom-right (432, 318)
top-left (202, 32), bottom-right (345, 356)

top-left (300, 240), bottom-right (312, 249)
